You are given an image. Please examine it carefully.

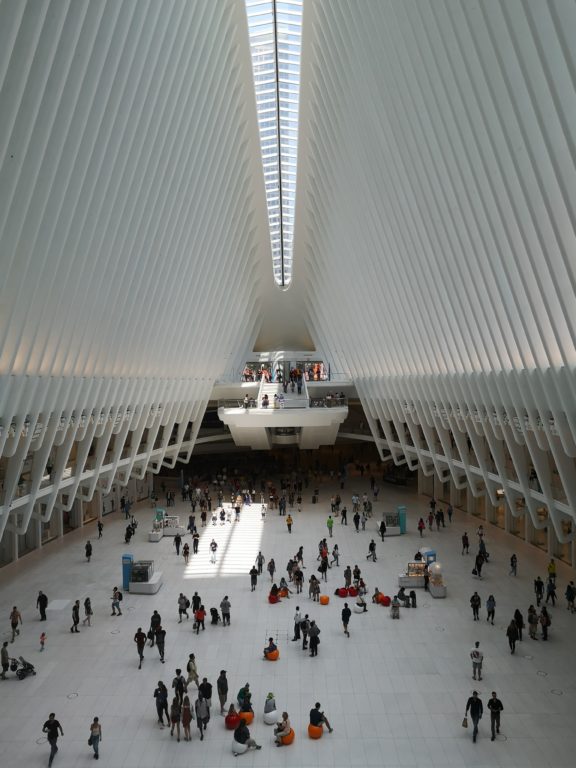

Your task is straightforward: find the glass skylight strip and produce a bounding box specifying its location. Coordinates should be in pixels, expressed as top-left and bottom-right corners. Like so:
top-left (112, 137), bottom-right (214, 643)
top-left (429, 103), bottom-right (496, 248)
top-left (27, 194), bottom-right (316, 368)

top-left (245, 0), bottom-right (303, 286)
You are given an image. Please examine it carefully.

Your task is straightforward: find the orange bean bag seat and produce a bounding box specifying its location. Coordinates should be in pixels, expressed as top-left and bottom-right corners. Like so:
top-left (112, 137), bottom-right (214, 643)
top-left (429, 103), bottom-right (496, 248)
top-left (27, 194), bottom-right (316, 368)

top-left (278, 588), bottom-right (288, 598)
top-left (225, 714), bottom-right (241, 730)
top-left (265, 649), bottom-right (279, 661)
top-left (268, 594), bottom-right (279, 604)
top-left (338, 588), bottom-right (348, 597)
top-left (308, 723), bottom-right (323, 739)
top-left (379, 594), bottom-right (391, 606)
top-left (281, 728), bottom-right (295, 745)
top-left (319, 595), bottom-right (329, 605)
top-left (348, 586), bottom-right (358, 597)
top-left (239, 710), bottom-right (254, 725)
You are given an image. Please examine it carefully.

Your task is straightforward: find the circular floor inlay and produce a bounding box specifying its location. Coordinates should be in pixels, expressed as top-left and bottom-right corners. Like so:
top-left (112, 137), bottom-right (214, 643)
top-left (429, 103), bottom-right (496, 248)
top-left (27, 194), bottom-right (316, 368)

top-left (537, 671), bottom-right (547, 677)
top-left (110, 629), bottom-right (120, 634)
top-left (67, 692), bottom-right (78, 699)
top-left (551, 689), bottom-right (563, 696)
top-left (524, 655), bottom-right (534, 660)
top-left (435, 626), bottom-right (445, 631)
top-left (36, 737), bottom-right (47, 744)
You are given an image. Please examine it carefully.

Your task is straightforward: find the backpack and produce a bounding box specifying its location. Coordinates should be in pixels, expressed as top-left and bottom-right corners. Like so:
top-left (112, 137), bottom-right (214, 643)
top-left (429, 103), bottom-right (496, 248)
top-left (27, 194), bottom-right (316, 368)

top-left (117, 591), bottom-right (123, 602)
top-left (300, 619), bottom-right (309, 632)
top-left (185, 599), bottom-right (190, 609)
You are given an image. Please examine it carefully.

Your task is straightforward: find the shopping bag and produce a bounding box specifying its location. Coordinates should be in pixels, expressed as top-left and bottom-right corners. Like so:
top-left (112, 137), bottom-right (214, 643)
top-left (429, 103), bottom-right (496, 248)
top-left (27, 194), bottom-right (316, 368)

top-left (462, 716), bottom-right (468, 728)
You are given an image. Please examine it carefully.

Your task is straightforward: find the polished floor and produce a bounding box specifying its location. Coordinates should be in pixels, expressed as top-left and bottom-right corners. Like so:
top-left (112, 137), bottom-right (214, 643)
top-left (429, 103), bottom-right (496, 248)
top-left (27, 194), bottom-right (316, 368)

top-left (1, 475), bottom-right (575, 768)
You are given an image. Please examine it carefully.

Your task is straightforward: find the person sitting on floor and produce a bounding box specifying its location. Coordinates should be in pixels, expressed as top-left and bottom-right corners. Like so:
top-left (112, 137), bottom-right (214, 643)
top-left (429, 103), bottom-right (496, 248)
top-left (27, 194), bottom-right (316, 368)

top-left (263, 637), bottom-right (277, 659)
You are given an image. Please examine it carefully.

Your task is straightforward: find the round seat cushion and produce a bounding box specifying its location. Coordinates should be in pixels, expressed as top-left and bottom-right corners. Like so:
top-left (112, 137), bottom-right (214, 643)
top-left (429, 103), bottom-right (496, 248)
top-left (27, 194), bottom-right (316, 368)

top-left (353, 603), bottom-right (365, 613)
top-left (225, 713), bottom-right (241, 730)
top-left (232, 739), bottom-right (248, 755)
top-left (308, 723), bottom-right (323, 739)
top-left (265, 649), bottom-right (279, 661)
top-left (268, 594), bottom-right (279, 604)
top-left (319, 595), bottom-right (329, 605)
top-left (281, 727), bottom-right (295, 745)
top-left (338, 588), bottom-right (348, 597)
top-left (379, 594), bottom-right (391, 607)
top-left (278, 588), bottom-right (288, 598)
top-left (263, 709), bottom-right (278, 725)
top-left (348, 586), bottom-right (358, 597)
top-left (239, 710), bottom-right (254, 725)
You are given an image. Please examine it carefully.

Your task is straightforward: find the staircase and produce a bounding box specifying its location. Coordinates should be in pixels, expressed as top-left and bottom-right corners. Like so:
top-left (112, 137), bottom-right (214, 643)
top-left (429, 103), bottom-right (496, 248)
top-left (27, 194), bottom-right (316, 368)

top-left (258, 378), bottom-right (308, 409)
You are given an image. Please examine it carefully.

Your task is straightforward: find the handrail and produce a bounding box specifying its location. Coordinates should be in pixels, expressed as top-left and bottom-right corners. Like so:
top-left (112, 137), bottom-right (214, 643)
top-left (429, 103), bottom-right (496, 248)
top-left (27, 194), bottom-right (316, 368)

top-left (309, 396), bottom-right (348, 408)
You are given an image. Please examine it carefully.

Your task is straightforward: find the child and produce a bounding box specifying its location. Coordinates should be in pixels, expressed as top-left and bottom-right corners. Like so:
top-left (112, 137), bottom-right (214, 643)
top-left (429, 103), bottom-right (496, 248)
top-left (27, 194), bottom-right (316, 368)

top-left (40, 632), bottom-right (46, 652)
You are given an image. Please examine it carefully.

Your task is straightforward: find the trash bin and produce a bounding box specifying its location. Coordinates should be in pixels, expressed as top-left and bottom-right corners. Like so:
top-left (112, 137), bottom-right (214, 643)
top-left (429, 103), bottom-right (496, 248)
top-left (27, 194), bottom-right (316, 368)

top-left (122, 553), bottom-right (134, 591)
top-left (397, 505), bottom-right (407, 534)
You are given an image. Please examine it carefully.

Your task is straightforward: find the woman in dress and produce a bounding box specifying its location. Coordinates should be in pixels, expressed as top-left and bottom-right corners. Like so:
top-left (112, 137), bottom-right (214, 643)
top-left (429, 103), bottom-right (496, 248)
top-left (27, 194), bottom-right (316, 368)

top-left (181, 695), bottom-right (193, 741)
top-left (170, 696), bottom-right (181, 741)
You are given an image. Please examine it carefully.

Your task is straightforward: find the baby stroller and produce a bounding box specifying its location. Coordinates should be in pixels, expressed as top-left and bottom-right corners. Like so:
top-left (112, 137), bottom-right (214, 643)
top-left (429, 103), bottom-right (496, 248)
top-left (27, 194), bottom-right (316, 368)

top-left (14, 656), bottom-right (37, 680)
top-left (210, 607), bottom-right (221, 625)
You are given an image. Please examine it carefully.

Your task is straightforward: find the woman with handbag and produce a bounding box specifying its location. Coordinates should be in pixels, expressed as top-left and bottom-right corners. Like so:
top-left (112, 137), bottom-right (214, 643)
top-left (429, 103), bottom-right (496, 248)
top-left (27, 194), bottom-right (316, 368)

top-left (88, 717), bottom-right (102, 759)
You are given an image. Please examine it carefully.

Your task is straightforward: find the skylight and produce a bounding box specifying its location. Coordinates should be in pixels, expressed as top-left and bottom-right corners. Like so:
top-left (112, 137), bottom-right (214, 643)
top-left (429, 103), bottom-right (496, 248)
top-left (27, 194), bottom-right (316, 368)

top-left (245, 0), bottom-right (303, 287)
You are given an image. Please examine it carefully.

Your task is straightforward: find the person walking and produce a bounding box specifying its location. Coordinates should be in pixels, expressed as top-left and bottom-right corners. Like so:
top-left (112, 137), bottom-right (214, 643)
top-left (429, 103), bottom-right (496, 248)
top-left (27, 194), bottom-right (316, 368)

top-left (309, 620), bottom-right (321, 657)
top-left (474, 551), bottom-right (484, 578)
top-left (220, 596), bottom-right (231, 626)
top-left (256, 551), bottom-right (265, 575)
top-left (340, 506), bottom-right (347, 525)
top-left (192, 592), bottom-right (201, 613)
top-left (195, 692), bottom-right (210, 740)
top-left (43, 713), bottom-right (64, 767)
top-left (173, 533), bottom-right (182, 557)
top-left (37, 591), bottom-right (48, 621)
top-left (545, 578), bottom-right (557, 606)
top-left (465, 691), bottom-right (483, 743)
top-left (487, 692), bottom-right (503, 741)
top-left (149, 610), bottom-right (161, 645)
top-left (341, 602), bottom-right (351, 637)
top-left (461, 532), bottom-right (470, 554)
top-left (509, 554), bottom-right (517, 576)
top-left (286, 514), bottom-right (293, 533)
top-left (292, 607), bottom-right (302, 641)
top-left (379, 519), bottom-right (386, 541)
top-left (353, 511), bottom-right (360, 532)
top-left (97, 520), bottom-right (103, 538)
top-left (514, 608), bottom-right (524, 641)
top-left (534, 576), bottom-right (544, 607)
top-left (194, 605), bottom-right (206, 633)
top-left (301, 614), bottom-right (310, 650)
top-left (309, 702), bottom-right (333, 733)
top-left (217, 670), bottom-right (228, 715)
top-left (470, 641), bottom-right (483, 680)
top-left (540, 606), bottom-right (551, 640)
top-left (88, 716), bottom-right (102, 759)
top-left (547, 558), bottom-right (557, 583)
top-left (155, 625), bottom-right (166, 663)
top-left (366, 539), bottom-right (377, 562)
top-left (506, 619), bottom-right (519, 654)
top-left (178, 593), bottom-right (189, 622)
top-left (192, 530), bottom-right (200, 553)
top-left (186, 653), bottom-right (199, 688)
top-left (85, 540), bottom-right (92, 563)
top-left (199, 677), bottom-right (213, 710)
top-left (82, 597), bottom-right (92, 627)
top-left (181, 695), bottom-right (193, 740)
top-left (249, 565), bottom-right (258, 591)
top-left (327, 515), bottom-right (334, 537)
top-left (70, 600), bottom-right (80, 633)
top-left (331, 544), bottom-right (340, 567)
top-left (182, 542), bottom-right (190, 564)
top-left (486, 595), bottom-right (495, 624)
top-left (209, 539), bottom-right (218, 563)
top-left (470, 592), bottom-right (481, 621)
top-left (170, 697), bottom-right (181, 741)
top-left (527, 605), bottom-right (539, 639)
top-left (110, 588), bottom-right (122, 616)
top-left (9, 606), bottom-right (22, 642)
top-left (267, 558), bottom-right (276, 582)
top-left (154, 681), bottom-right (169, 726)
top-left (134, 627), bottom-right (147, 669)
top-left (1, 641), bottom-right (10, 679)
top-left (172, 669), bottom-right (187, 706)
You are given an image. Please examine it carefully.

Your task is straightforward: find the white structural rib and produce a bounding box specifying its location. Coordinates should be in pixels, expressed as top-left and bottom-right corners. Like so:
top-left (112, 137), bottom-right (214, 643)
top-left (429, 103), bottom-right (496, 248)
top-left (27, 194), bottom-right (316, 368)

top-left (0, 0), bottom-right (270, 541)
top-left (293, 0), bottom-right (576, 541)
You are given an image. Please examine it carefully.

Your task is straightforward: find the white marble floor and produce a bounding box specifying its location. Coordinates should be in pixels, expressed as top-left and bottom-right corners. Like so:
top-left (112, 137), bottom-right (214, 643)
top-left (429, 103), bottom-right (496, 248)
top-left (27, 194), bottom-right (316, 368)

top-left (1, 477), bottom-right (575, 768)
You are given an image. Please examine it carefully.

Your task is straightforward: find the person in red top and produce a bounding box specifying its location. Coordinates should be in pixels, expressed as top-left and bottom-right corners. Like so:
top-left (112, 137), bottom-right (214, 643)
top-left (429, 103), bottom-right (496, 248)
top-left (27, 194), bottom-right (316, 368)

top-left (194, 606), bottom-right (206, 634)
